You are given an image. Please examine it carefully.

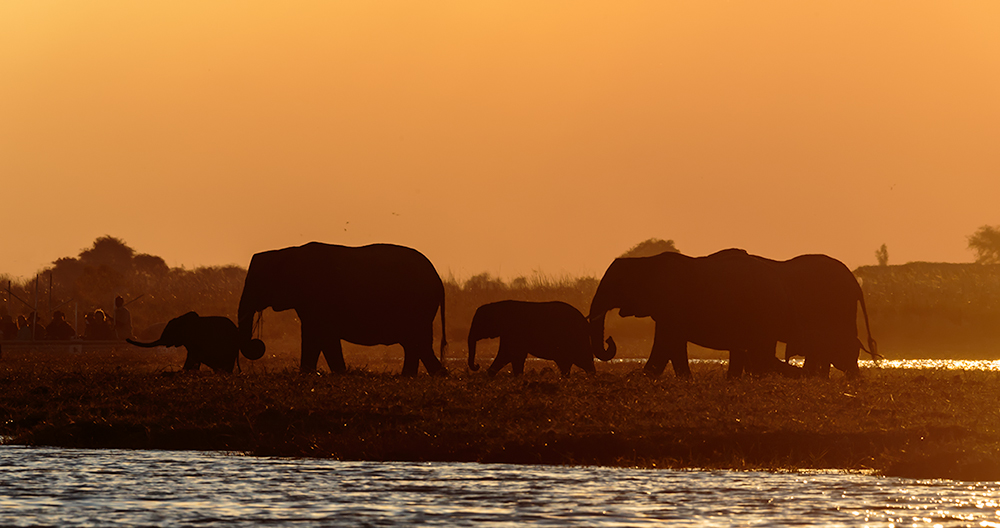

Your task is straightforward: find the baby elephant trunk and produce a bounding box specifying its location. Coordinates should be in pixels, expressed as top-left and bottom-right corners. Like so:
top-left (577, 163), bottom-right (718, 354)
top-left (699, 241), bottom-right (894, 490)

top-left (467, 336), bottom-right (481, 371)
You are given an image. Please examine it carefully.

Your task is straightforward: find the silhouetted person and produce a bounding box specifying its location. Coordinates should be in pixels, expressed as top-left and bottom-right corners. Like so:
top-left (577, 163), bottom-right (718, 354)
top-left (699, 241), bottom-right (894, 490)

top-left (85, 310), bottom-right (115, 340)
top-left (0, 314), bottom-right (17, 341)
top-left (16, 315), bottom-right (32, 340)
top-left (26, 312), bottom-right (45, 340)
top-left (114, 296), bottom-right (132, 340)
top-left (45, 311), bottom-right (76, 340)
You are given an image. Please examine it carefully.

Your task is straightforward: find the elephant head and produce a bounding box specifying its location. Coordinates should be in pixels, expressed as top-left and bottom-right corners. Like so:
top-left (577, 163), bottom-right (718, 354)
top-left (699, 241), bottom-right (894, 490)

top-left (466, 303), bottom-right (504, 371)
top-left (236, 249), bottom-right (292, 361)
top-left (587, 257), bottom-right (665, 362)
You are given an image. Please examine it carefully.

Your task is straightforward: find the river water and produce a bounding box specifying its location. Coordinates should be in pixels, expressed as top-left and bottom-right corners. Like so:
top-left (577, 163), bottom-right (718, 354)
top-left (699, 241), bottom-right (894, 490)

top-left (2, 445), bottom-right (999, 527)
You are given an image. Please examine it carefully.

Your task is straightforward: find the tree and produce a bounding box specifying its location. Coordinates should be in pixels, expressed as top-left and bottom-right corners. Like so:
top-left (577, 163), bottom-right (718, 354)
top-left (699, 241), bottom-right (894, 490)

top-left (620, 238), bottom-right (680, 258)
top-left (875, 244), bottom-right (889, 266)
top-left (968, 225), bottom-right (1000, 264)
top-left (78, 235), bottom-right (135, 274)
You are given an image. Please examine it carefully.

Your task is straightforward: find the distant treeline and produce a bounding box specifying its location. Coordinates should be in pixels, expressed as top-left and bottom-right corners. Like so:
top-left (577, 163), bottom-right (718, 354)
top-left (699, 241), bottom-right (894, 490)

top-left (854, 262), bottom-right (1000, 357)
top-left (3, 237), bottom-right (999, 357)
top-left (0, 237), bottom-right (245, 338)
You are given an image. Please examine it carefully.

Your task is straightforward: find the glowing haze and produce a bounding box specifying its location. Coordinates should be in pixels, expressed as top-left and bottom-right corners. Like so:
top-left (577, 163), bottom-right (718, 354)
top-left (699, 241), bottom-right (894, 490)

top-left (2, 2), bottom-right (998, 280)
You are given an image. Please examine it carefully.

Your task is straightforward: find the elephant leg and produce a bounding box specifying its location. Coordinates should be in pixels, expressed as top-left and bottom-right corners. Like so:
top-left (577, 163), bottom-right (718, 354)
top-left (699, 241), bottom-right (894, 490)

top-left (323, 338), bottom-right (346, 373)
top-left (555, 359), bottom-right (573, 377)
top-left (300, 320), bottom-right (323, 373)
top-left (744, 343), bottom-right (778, 376)
top-left (646, 329), bottom-right (689, 379)
top-left (784, 342), bottom-right (801, 363)
top-left (803, 355), bottom-right (831, 378)
top-left (419, 342), bottom-right (445, 376)
top-left (746, 343), bottom-right (801, 378)
top-left (401, 347), bottom-right (420, 376)
top-left (486, 343), bottom-right (512, 377)
top-left (728, 349), bottom-right (747, 379)
top-left (830, 337), bottom-right (862, 379)
top-left (401, 326), bottom-right (444, 377)
top-left (181, 349), bottom-right (201, 371)
top-left (511, 352), bottom-right (527, 376)
top-left (575, 357), bottom-right (597, 375)
top-left (418, 323), bottom-right (445, 376)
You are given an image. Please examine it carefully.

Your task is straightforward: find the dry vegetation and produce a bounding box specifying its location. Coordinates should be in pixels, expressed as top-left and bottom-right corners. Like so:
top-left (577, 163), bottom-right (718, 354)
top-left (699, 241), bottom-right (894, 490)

top-left (1, 346), bottom-right (998, 481)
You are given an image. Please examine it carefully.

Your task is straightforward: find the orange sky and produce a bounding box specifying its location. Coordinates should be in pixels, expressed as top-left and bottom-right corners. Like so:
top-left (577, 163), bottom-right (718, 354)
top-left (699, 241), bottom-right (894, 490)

top-left (2, 2), bottom-right (999, 281)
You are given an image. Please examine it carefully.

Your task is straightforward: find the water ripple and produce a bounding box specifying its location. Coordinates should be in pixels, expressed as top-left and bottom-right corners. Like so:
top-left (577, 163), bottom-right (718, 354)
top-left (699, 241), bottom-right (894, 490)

top-left (1, 446), bottom-right (999, 526)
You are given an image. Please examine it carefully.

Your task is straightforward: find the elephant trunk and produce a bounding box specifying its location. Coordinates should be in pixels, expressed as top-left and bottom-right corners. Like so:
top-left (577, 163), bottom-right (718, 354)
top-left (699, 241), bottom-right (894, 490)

top-left (237, 296), bottom-right (266, 361)
top-left (588, 311), bottom-right (617, 361)
top-left (467, 334), bottom-right (480, 372)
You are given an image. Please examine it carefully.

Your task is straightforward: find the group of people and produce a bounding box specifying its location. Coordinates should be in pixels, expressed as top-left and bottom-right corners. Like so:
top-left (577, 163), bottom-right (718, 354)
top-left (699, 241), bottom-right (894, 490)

top-left (0, 296), bottom-right (133, 341)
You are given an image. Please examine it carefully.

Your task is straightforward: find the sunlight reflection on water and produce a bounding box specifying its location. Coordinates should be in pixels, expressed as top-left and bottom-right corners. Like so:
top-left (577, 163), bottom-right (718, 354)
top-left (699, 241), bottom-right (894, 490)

top-left (859, 359), bottom-right (1000, 371)
top-left (609, 358), bottom-right (1000, 371)
top-left (2, 446), bottom-right (1000, 527)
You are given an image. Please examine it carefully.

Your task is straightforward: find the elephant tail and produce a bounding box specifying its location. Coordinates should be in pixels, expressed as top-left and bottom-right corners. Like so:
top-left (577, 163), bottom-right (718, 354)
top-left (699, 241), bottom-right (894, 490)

top-left (439, 295), bottom-right (448, 363)
top-left (858, 293), bottom-right (881, 361)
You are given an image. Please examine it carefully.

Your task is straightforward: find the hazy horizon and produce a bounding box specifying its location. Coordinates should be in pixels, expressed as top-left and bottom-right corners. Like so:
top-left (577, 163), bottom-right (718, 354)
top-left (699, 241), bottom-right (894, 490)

top-left (3, 2), bottom-right (998, 280)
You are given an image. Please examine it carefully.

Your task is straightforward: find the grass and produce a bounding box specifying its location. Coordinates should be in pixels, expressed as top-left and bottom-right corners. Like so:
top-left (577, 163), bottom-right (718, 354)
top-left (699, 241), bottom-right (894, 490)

top-left (1, 345), bottom-right (999, 481)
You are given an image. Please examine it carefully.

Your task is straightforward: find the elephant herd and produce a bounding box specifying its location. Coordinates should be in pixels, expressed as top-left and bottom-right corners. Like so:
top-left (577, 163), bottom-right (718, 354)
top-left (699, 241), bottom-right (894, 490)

top-left (129, 242), bottom-right (877, 379)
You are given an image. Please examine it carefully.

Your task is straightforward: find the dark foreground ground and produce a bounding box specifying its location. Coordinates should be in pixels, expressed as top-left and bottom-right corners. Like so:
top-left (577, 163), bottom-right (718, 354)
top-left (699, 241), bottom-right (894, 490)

top-left (1, 346), bottom-right (998, 481)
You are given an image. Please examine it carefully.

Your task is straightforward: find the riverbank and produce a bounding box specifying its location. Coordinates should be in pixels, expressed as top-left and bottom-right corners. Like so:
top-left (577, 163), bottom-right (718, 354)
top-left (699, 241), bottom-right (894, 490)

top-left (1, 348), bottom-right (998, 481)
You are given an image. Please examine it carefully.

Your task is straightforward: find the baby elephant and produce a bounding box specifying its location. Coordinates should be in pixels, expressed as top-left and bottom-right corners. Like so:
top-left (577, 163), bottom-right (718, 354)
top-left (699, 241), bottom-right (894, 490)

top-left (127, 312), bottom-right (251, 373)
top-left (467, 300), bottom-right (596, 377)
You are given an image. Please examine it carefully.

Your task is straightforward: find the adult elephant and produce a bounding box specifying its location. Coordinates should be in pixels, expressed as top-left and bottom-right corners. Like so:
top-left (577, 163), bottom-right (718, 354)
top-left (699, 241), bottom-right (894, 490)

top-left (588, 249), bottom-right (800, 379)
top-left (467, 300), bottom-right (611, 377)
top-left (755, 253), bottom-right (878, 378)
top-left (237, 243), bottom-right (447, 376)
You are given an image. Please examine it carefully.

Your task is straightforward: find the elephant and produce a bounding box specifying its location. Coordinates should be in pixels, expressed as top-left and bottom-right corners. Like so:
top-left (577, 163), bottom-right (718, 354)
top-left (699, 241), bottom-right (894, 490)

top-left (126, 312), bottom-right (254, 373)
top-left (467, 300), bottom-right (609, 377)
top-left (588, 249), bottom-right (802, 379)
top-left (742, 253), bottom-right (878, 378)
top-left (237, 242), bottom-right (447, 376)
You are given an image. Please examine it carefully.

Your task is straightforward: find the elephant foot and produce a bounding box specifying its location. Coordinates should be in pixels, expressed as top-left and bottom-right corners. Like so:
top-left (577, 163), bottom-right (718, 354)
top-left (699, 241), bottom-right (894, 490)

top-left (773, 361), bottom-right (803, 379)
top-left (642, 367), bottom-right (664, 379)
top-left (671, 366), bottom-right (693, 380)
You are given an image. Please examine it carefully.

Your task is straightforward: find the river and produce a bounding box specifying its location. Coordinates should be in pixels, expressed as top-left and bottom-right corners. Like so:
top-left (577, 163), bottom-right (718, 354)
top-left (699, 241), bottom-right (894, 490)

top-left (2, 445), bottom-right (999, 527)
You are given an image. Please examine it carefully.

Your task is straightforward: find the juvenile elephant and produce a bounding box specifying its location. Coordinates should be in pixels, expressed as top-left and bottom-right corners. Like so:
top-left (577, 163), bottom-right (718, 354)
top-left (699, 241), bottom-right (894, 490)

top-left (588, 249), bottom-right (800, 379)
top-left (237, 243), bottom-right (447, 376)
top-left (467, 300), bottom-right (601, 377)
top-left (127, 312), bottom-right (256, 373)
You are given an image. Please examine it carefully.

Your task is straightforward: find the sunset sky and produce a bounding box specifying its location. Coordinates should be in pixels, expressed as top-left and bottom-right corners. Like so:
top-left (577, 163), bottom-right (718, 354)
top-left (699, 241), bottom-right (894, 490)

top-left (2, 2), bottom-right (998, 281)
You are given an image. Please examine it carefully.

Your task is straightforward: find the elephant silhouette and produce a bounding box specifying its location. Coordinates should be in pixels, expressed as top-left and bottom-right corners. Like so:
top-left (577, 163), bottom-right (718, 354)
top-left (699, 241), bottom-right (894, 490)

top-left (588, 249), bottom-right (801, 379)
top-left (746, 253), bottom-right (878, 378)
top-left (127, 312), bottom-right (255, 373)
top-left (467, 300), bottom-right (606, 377)
top-left (237, 242), bottom-right (447, 376)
